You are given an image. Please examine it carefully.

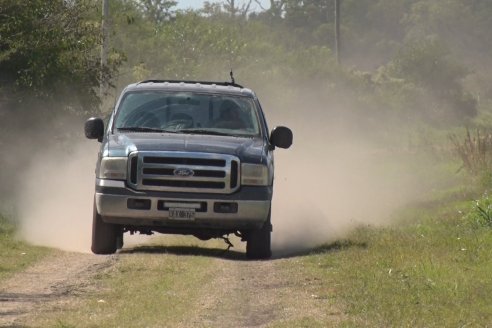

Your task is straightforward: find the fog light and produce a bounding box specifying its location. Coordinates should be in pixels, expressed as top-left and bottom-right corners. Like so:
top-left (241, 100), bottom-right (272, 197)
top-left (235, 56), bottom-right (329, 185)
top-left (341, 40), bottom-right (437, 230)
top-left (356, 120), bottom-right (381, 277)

top-left (127, 198), bottom-right (151, 210)
top-left (214, 202), bottom-right (238, 213)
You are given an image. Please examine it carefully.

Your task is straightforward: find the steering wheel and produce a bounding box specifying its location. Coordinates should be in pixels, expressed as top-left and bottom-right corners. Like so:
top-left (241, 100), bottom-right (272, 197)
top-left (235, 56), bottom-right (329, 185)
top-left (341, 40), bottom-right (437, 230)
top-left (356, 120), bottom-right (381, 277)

top-left (165, 118), bottom-right (194, 130)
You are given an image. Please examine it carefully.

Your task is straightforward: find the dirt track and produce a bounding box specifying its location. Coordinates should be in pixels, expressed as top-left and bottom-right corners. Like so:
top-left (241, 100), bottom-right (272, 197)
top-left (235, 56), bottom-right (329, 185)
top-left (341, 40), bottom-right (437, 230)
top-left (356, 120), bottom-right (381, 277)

top-left (178, 257), bottom-right (338, 327)
top-left (0, 252), bottom-right (115, 327)
top-left (0, 246), bottom-right (341, 327)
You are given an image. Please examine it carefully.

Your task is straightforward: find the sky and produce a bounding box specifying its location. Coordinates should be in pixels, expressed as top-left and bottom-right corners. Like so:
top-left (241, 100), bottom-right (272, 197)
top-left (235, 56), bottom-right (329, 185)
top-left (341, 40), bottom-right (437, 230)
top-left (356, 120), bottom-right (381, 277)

top-left (175, 0), bottom-right (270, 11)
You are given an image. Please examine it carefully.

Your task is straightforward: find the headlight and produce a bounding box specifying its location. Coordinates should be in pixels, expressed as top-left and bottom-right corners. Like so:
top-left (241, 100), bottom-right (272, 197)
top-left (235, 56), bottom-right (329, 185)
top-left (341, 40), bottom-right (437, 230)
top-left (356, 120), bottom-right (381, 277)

top-left (98, 157), bottom-right (127, 180)
top-left (241, 163), bottom-right (269, 186)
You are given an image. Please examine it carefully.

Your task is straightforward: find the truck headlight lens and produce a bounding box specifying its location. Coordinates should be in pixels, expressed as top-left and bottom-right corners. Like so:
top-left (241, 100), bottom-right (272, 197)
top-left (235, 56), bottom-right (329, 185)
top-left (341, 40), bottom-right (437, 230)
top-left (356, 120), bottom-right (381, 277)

top-left (241, 163), bottom-right (269, 186)
top-left (99, 157), bottom-right (127, 180)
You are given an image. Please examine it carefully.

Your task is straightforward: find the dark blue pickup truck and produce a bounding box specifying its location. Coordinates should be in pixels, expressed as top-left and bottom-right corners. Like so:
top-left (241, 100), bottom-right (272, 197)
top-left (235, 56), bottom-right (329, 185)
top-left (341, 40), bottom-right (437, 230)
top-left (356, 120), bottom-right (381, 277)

top-left (85, 80), bottom-right (292, 259)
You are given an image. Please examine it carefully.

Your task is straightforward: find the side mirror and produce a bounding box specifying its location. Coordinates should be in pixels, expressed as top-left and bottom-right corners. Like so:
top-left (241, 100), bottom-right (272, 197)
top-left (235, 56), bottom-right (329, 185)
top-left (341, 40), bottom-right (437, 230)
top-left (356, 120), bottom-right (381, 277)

top-left (84, 117), bottom-right (105, 142)
top-left (270, 126), bottom-right (293, 149)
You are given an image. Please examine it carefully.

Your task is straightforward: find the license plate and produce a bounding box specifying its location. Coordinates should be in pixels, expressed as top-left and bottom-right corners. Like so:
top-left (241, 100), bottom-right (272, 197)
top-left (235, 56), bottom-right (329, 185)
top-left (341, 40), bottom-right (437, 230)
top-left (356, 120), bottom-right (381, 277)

top-left (169, 208), bottom-right (195, 221)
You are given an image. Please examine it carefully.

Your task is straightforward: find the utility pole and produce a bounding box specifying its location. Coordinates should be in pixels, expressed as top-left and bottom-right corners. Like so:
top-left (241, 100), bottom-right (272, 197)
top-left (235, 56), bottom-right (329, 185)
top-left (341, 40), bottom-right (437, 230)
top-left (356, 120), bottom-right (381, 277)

top-left (100, 0), bottom-right (109, 99)
top-left (334, 0), bottom-right (341, 65)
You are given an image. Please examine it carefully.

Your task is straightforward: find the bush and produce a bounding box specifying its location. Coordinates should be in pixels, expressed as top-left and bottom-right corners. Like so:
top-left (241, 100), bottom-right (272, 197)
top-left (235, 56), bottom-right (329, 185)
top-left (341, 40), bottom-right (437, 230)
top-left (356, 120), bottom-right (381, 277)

top-left (449, 128), bottom-right (492, 176)
top-left (465, 192), bottom-right (492, 228)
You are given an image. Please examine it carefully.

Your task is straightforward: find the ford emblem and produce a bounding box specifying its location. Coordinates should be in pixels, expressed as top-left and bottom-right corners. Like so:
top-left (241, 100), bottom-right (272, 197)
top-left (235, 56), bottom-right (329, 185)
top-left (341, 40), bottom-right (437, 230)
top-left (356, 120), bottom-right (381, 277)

top-left (173, 168), bottom-right (194, 177)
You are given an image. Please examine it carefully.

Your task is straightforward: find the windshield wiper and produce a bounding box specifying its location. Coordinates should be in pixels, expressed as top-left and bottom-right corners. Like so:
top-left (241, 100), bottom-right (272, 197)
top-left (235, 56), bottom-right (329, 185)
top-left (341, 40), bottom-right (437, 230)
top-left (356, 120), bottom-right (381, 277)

top-left (178, 129), bottom-right (234, 136)
top-left (117, 127), bottom-right (178, 133)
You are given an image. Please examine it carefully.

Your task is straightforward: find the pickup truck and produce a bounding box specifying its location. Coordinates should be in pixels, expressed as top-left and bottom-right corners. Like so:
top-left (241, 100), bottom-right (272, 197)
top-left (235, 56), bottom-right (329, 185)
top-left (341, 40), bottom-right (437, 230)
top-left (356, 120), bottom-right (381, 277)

top-left (85, 80), bottom-right (292, 259)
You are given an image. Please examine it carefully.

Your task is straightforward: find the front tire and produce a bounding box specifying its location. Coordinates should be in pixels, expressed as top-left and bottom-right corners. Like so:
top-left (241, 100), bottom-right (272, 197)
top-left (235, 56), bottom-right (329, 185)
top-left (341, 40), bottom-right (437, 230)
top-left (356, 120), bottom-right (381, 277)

top-left (246, 211), bottom-right (272, 260)
top-left (116, 228), bottom-right (124, 250)
top-left (91, 200), bottom-right (118, 255)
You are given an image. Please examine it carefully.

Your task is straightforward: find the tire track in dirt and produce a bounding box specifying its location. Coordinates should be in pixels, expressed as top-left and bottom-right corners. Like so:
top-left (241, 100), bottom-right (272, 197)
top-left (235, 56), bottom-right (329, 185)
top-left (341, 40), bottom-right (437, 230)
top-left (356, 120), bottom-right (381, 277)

top-left (0, 252), bottom-right (115, 327)
top-left (179, 257), bottom-right (342, 327)
top-left (0, 246), bottom-right (343, 327)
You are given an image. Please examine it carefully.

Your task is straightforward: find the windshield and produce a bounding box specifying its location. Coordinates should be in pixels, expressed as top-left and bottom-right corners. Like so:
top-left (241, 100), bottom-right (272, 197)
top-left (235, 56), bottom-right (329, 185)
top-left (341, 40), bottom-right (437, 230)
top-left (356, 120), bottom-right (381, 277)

top-left (113, 91), bottom-right (261, 137)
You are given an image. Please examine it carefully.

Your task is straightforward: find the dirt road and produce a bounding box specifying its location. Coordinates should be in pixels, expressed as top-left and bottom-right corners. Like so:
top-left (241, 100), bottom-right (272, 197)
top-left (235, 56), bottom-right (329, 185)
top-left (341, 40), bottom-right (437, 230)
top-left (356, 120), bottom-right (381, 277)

top-left (177, 257), bottom-right (339, 327)
top-left (0, 243), bottom-right (341, 327)
top-left (0, 252), bottom-right (115, 327)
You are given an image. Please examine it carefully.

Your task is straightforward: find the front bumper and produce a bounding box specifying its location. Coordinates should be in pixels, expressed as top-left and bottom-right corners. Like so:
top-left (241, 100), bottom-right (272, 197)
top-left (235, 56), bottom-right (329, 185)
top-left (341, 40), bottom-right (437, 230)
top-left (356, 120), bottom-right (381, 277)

top-left (95, 179), bottom-right (271, 229)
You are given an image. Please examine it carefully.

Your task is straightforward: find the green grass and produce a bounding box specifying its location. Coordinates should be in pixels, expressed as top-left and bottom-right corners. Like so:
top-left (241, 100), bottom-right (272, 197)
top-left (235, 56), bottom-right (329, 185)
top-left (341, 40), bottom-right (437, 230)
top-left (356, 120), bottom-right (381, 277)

top-left (0, 214), bottom-right (51, 281)
top-left (298, 191), bottom-right (492, 327)
top-left (82, 254), bottom-right (212, 326)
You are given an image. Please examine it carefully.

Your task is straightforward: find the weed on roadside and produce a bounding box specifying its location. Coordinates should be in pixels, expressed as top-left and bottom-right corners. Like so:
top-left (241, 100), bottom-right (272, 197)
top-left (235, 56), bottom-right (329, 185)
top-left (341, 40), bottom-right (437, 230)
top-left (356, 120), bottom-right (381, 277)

top-left (464, 192), bottom-right (492, 227)
top-left (450, 128), bottom-right (492, 176)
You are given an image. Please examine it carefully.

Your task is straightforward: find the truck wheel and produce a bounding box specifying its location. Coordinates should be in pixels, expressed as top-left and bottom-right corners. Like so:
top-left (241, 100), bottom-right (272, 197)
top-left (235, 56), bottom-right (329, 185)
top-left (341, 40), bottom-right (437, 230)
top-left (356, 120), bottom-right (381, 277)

top-left (91, 200), bottom-right (118, 255)
top-left (246, 212), bottom-right (272, 260)
top-left (116, 228), bottom-right (124, 250)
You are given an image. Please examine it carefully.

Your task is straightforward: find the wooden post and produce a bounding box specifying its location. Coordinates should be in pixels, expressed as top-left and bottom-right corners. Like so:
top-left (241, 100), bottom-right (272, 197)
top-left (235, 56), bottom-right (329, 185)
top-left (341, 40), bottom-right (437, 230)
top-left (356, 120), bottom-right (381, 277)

top-left (334, 0), bottom-right (341, 65)
top-left (100, 0), bottom-right (109, 99)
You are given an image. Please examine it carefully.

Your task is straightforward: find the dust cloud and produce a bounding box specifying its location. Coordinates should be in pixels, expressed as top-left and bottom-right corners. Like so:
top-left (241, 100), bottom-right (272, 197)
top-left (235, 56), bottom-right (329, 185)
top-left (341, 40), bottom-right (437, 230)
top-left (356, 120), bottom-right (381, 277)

top-left (268, 100), bottom-right (429, 256)
top-left (15, 141), bottom-right (98, 253)
top-left (9, 95), bottom-right (431, 256)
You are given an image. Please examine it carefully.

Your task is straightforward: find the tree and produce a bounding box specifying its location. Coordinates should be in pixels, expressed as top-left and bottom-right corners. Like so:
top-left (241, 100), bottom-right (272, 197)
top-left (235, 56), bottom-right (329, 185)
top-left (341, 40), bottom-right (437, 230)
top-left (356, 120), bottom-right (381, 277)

top-left (0, 0), bottom-right (119, 111)
top-left (222, 0), bottom-right (253, 18)
top-left (387, 38), bottom-right (477, 119)
top-left (135, 0), bottom-right (177, 24)
top-left (254, 0), bottom-right (287, 19)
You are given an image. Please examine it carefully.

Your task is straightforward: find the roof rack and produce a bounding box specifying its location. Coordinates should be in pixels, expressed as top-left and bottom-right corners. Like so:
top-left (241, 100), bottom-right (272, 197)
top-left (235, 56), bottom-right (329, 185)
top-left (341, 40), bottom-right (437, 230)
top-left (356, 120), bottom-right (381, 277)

top-left (137, 79), bottom-right (244, 89)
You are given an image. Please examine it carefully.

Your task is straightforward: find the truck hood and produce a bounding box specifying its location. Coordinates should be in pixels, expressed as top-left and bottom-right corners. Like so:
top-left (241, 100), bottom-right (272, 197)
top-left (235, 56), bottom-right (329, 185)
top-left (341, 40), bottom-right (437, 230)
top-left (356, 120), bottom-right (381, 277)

top-left (103, 132), bottom-right (266, 163)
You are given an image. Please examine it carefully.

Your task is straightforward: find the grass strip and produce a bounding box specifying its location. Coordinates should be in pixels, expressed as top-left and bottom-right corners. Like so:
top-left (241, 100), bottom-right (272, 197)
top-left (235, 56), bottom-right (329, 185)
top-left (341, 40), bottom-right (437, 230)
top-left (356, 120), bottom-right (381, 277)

top-left (37, 237), bottom-right (221, 327)
top-left (0, 214), bottom-right (51, 282)
top-left (299, 193), bottom-right (492, 327)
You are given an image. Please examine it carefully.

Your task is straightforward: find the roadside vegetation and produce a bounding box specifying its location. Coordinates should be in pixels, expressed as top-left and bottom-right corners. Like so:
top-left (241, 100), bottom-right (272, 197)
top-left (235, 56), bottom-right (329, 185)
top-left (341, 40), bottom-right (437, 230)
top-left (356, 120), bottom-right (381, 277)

top-left (296, 190), bottom-right (492, 326)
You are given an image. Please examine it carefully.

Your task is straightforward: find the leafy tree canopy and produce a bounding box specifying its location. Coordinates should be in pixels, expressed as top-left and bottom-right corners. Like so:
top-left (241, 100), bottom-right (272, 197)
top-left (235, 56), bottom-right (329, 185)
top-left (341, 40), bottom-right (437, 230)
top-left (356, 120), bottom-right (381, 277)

top-left (0, 0), bottom-right (119, 111)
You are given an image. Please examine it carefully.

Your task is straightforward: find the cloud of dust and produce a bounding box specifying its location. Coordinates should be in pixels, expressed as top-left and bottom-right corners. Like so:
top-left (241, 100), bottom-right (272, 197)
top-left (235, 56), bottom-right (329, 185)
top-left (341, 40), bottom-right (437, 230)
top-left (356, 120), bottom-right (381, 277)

top-left (15, 140), bottom-right (98, 253)
top-left (7, 90), bottom-right (432, 256)
top-left (269, 100), bottom-right (428, 256)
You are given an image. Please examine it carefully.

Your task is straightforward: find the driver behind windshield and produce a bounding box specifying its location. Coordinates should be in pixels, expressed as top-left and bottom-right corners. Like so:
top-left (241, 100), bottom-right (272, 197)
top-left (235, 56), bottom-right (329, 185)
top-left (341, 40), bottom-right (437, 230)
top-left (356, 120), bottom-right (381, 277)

top-left (212, 100), bottom-right (247, 129)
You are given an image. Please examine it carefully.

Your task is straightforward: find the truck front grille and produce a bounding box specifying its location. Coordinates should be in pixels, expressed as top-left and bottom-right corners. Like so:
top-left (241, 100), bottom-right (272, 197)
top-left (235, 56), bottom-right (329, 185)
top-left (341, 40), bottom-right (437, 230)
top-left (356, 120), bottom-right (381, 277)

top-left (127, 151), bottom-right (240, 194)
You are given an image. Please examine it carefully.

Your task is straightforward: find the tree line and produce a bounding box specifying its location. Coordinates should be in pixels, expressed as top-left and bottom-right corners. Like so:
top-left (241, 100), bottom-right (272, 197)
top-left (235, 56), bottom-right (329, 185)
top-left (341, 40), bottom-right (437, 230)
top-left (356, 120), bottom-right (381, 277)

top-left (1, 0), bottom-right (492, 122)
